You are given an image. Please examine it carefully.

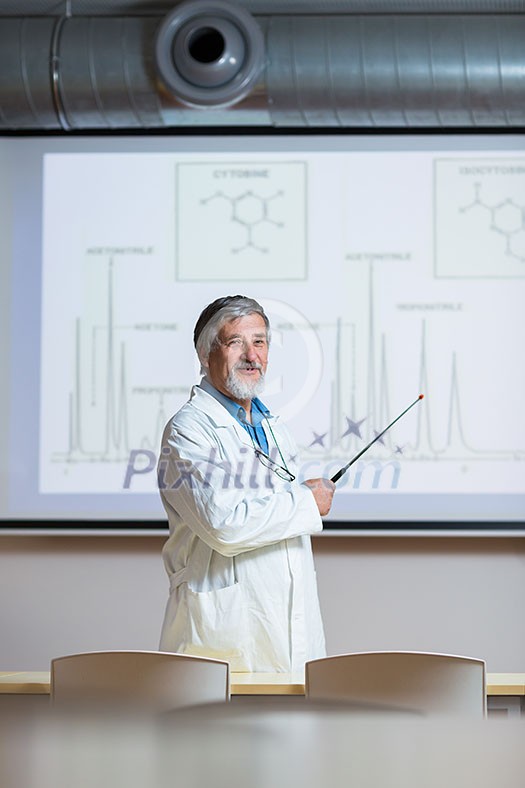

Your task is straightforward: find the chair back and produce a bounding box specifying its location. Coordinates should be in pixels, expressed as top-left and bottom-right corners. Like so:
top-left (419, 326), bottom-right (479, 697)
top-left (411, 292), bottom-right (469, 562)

top-left (305, 651), bottom-right (486, 716)
top-left (51, 650), bottom-right (230, 710)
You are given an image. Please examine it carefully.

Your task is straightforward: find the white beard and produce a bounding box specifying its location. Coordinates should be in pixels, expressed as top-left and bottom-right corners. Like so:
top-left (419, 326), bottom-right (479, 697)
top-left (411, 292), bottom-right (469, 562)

top-left (226, 364), bottom-right (265, 401)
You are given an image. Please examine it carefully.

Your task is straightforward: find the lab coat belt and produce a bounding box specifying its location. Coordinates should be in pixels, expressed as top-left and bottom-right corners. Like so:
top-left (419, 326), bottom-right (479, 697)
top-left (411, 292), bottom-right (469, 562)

top-left (169, 568), bottom-right (187, 592)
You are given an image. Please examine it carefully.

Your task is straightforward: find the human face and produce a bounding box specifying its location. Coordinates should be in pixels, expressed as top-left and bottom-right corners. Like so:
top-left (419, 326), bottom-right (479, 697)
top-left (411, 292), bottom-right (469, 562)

top-left (205, 313), bottom-right (269, 406)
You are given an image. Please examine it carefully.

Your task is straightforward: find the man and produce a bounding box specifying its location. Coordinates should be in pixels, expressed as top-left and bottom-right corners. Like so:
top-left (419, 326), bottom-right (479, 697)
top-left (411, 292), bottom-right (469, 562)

top-left (158, 295), bottom-right (335, 673)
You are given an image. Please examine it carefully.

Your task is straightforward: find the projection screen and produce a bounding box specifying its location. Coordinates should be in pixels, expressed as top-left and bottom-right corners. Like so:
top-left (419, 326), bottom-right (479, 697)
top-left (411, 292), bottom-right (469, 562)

top-left (1, 133), bottom-right (524, 533)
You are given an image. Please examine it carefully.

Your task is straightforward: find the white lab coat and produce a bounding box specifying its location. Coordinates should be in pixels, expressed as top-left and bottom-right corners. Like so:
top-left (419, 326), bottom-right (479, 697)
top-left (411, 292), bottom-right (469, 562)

top-left (158, 385), bottom-right (326, 673)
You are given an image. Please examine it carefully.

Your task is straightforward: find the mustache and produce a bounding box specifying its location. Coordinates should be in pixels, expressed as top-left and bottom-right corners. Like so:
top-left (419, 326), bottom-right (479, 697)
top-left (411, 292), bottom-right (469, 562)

top-left (234, 361), bottom-right (264, 371)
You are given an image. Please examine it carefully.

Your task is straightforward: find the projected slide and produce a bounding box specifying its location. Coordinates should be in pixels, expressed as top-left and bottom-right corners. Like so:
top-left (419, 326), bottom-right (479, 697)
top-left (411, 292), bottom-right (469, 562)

top-left (38, 147), bottom-right (525, 521)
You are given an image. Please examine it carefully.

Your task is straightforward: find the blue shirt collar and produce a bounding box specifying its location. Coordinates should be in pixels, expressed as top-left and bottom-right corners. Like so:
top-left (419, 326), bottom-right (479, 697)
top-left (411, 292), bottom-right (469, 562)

top-left (199, 377), bottom-right (270, 426)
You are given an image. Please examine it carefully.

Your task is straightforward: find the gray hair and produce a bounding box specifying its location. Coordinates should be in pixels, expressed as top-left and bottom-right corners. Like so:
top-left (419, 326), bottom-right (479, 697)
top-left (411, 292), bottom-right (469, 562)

top-left (194, 295), bottom-right (271, 370)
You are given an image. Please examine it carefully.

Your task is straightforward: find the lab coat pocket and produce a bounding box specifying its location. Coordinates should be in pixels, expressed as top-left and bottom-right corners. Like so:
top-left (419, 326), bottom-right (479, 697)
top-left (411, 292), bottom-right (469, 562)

top-left (183, 582), bottom-right (249, 671)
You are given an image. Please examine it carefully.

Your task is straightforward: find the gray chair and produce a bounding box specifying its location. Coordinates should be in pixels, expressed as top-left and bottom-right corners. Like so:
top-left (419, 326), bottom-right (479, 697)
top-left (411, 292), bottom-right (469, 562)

top-left (51, 650), bottom-right (230, 711)
top-left (305, 651), bottom-right (486, 716)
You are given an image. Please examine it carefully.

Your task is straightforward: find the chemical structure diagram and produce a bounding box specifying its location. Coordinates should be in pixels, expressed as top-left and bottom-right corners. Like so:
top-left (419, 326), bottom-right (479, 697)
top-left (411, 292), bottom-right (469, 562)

top-left (459, 183), bottom-right (525, 263)
top-left (200, 189), bottom-right (284, 253)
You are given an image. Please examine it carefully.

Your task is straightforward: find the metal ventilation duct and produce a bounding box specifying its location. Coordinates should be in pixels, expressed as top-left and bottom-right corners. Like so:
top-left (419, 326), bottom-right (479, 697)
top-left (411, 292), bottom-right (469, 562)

top-left (0, 0), bottom-right (524, 129)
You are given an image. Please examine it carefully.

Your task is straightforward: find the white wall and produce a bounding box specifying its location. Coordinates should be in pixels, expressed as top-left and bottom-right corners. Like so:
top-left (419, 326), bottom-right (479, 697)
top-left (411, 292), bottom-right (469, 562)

top-left (1, 534), bottom-right (524, 672)
top-left (315, 536), bottom-right (525, 671)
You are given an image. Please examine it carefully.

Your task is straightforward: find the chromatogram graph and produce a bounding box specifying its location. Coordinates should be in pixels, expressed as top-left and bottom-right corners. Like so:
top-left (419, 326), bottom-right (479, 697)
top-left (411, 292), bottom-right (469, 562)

top-left (40, 250), bottom-right (190, 493)
top-left (294, 260), bottom-right (525, 494)
top-left (58, 259), bottom-right (180, 462)
top-left (40, 255), bottom-right (525, 496)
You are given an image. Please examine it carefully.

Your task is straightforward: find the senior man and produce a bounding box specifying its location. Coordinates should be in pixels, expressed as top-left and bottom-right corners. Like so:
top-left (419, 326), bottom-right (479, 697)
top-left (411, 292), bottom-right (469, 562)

top-left (158, 295), bottom-right (335, 673)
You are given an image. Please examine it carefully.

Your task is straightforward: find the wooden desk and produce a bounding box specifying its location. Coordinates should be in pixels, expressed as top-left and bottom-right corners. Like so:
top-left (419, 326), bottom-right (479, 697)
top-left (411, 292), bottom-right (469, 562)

top-left (486, 673), bottom-right (525, 696)
top-left (1, 671), bottom-right (524, 713)
top-left (230, 672), bottom-right (305, 695)
top-left (0, 671), bottom-right (306, 696)
top-left (485, 673), bottom-right (525, 718)
top-left (232, 673), bottom-right (525, 715)
top-left (0, 671), bottom-right (51, 694)
top-left (234, 673), bottom-right (525, 698)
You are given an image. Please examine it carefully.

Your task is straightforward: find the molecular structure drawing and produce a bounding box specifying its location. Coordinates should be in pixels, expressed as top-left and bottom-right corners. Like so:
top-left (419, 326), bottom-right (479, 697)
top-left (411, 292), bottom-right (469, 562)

top-left (459, 183), bottom-right (525, 263)
top-left (200, 189), bottom-right (284, 253)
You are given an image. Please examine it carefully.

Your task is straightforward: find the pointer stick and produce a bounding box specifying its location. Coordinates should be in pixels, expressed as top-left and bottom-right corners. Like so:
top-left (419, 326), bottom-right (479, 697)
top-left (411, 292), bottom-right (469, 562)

top-left (331, 395), bottom-right (424, 484)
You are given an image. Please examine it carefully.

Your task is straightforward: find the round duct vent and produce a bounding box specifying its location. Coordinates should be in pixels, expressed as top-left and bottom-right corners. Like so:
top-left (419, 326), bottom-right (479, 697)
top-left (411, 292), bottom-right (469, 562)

top-left (155, 0), bottom-right (264, 108)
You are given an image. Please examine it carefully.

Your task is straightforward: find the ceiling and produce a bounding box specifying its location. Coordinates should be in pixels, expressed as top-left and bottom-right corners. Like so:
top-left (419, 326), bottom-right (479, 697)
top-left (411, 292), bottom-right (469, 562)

top-left (1, 0), bottom-right (524, 130)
